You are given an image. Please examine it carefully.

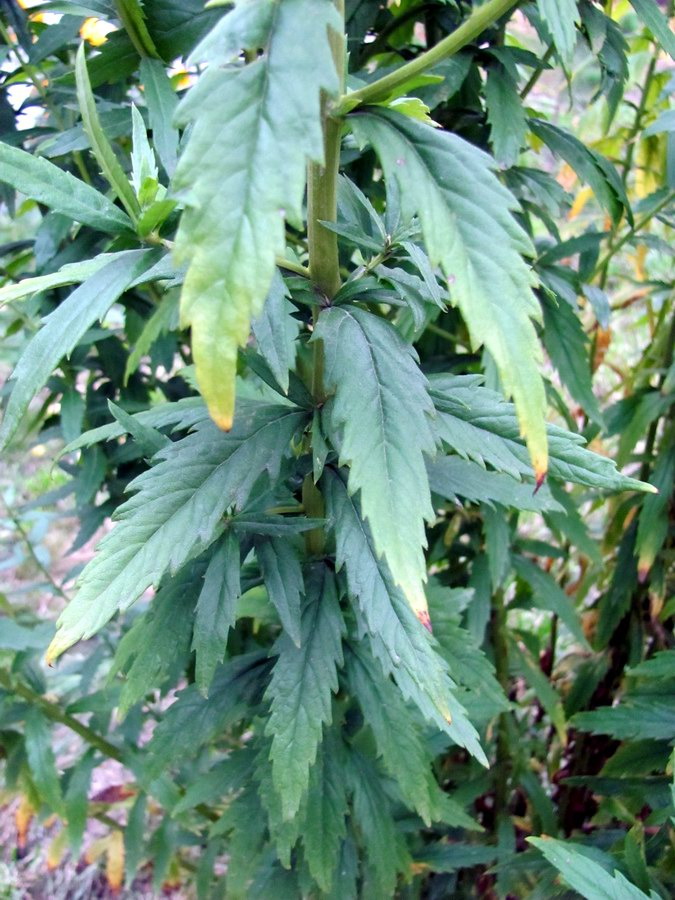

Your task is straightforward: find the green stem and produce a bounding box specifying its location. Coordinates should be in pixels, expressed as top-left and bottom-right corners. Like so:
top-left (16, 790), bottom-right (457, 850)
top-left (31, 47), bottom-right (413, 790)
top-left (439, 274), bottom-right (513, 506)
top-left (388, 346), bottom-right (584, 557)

top-left (336, 0), bottom-right (519, 112)
top-left (520, 44), bottom-right (554, 100)
top-left (492, 588), bottom-right (511, 819)
top-left (2, 499), bottom-right (70, 602)
top-left (304, 0), bottom-right (345, 556)
top-left (276, 256), bottom-right (311, 278)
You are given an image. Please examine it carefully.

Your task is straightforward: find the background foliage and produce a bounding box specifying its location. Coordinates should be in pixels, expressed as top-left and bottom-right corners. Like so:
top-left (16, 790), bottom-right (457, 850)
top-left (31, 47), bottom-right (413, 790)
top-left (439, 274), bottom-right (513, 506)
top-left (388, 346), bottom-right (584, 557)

top-left (0, 0), bottom-right (674, 897)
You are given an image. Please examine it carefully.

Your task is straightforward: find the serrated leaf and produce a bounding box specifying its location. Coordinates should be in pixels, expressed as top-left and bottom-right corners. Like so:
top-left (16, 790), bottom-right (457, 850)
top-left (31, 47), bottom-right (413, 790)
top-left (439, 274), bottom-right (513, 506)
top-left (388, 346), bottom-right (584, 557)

top-left (350, 107), bottom-right (548, 479)
top-left (314, 305), bottom-right (436, 626)
top-left (64, 750), bottom-right (96, 856)
top-left (124, 290), bottom-right (180, 384)
top-left (75, 43), bottom-right (140, 223)
top-left (47, 403), bottom-right (307, 661)
top-left (192, 533), bottom-right (241, 696)
top-left (536, 0), bottom-right (580, 65)
top-left (113, 565), bottom-right (201, 715)
top-left (428, 456), bottom-right (562, 512)
top-left (324, 468), bottom-right (487, 764)
top-left (264, 563), bottom-right (344, 820)
top-left (302, 731), bottom-right (348, 894)
top-left (0, 142), bottom-right (132, 234)
top-left (574, 698), bottom-right (675, 742)
top-left (0, 249), bottom-right (159, 449)
top-left (255, 537), bottom-right (303, 647)
top-left (140, 58), bottom-right (179, 176)
top-left (484, 63), bottom-right (527, 168)
top-left (172, 0), bottom-right (339, 429)
top-left (25, 709), bottom-right (63, 814)
top-left (146, 651), bottom-right (271, 777)
top-left (251, 270), bottom-right (299, 395)
top-left (429, 375), bottom-right (654, 493)
top-left (528, 836), bottom-right (653, 899)
top-left (530, 119), bottom-right (629, 225)
top-left (108, 400), bottom-right (170, 457)
top-left (348, 749), bottom-right (410, 897)
top-left (541, 294), bottom-right (605, 425)
top-left (629, 0), bottom-right (675, 60)
top-left (346, 642), bottom-right (438, 825)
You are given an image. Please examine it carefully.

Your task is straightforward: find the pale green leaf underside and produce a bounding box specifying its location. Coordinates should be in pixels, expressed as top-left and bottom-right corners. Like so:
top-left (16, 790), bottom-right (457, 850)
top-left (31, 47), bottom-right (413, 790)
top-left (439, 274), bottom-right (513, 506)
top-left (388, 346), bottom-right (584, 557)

top-left (47, 403), bottom-right (307, 661)
top-left (315, 305), bottom-right (436, 622)
top-left (350, 107), bottom-right (548, 479)
top-left (172, 0), bottom-right (339, 429)
top-left (265, 564), bottom-right (344, 820)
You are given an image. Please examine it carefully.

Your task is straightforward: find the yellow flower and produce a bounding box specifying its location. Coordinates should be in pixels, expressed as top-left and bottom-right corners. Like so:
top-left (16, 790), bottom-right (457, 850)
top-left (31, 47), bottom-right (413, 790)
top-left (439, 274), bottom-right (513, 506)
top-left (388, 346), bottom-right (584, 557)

top-left (80, 17), bottom-right (116, 47)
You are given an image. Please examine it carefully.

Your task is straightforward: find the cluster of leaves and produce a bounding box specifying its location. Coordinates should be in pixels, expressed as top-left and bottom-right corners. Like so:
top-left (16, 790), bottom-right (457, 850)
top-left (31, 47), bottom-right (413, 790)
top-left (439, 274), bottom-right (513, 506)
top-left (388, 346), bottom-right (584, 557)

top-left (0, 0), bottom-right (673, 896)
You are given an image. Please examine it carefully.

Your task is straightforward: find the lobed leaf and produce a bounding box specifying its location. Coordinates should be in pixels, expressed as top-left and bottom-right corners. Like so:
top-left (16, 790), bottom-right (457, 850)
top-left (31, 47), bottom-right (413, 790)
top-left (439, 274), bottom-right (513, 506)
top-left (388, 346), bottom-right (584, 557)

top-left (314, 305), bottom-right (436, 626)
top-left (47, 403), bottom-right (307, 661)
top-left (172, 0), bottom-right (339, 429)
top-left (350, 107), bottom-right (548, 479)
top-left (264, 563), bottom-right (344, 820)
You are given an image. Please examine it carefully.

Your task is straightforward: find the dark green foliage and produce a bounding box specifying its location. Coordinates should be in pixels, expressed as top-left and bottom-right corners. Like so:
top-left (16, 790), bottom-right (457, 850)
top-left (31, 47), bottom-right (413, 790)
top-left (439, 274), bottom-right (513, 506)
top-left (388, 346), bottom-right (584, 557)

top-left (0, 0), bottom-right (673, 897)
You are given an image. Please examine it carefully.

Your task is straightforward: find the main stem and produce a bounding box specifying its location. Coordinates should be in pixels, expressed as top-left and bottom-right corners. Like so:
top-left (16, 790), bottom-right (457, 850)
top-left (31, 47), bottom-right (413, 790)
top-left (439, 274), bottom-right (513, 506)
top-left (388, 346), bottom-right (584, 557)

top-left (303, 0), bottom-right (345, 556)
top-left (336, 0), bottom-right (519, 112)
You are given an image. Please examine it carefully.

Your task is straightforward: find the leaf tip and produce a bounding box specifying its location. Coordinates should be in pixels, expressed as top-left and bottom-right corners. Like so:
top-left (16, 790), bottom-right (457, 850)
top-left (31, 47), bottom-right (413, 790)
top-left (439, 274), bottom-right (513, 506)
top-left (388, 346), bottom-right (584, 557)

top-left (212, 411), bottom-right (233, 431)
top-left (534, 468), bottom-right (547, 494)
top-left (417, 608), bottom-right (433, 633)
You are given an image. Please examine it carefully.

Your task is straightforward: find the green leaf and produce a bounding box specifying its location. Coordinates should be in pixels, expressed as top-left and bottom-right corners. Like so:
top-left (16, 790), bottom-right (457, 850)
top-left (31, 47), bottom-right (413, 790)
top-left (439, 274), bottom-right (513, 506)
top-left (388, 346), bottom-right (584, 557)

top-left (75, 43), bottom-right (141, 223)
top-left (314, 305), bottom-right (436, 626)
top-left (192, 533), bottom-right (241, 697)
top-left (514, 557), bottom-right (591, 650)
top-left (541, 295), bottom-right (604, 425)
top-left (116, 0), bottom-right (159, 58)
top-left (64, 750), bottom-right (97, 856)
top-left (25, 709), bottom-right (63, 814)
top-left (528, 836), bottom-right (653, 899)
top-left (629, 0), bottom-right (675, 60)
top-left (251, 270), bottom-right (299, 396)
top-left (47, 403), bottom-right (307, 662)
top-left (112, 565), bottom-right (201, 716)
top-left (265, 563), bottom-right (344, 820)
top-left (130, 104), bottom-right (158, 197)
top-left (347, 749), bottom-right (410, 897)
top-left (255, 537), bottom-right (303, 648)
top-left (635, 435), bottom-right (675, 579)
top-left (172, 0), bottom-right (339, 429)
top-left (108, 400), bottom-right (170, 457)
top-left (302, 731), bottom-right (348, 894)
top-left (428, 456), bottom-right (562, 512)
top-left (146, 651), bottom-right (270, 777)
top-left (139, 58), bottom-right (179, 176)
top-left (536, 0), bottom-right (580, 64)
top-left (0, 254), bottom-right (118, 306)
top-left (0, 249), bottom-right (159, 450)
top-left (346, 642), bottom-right (439, 826)
top-left (350, 107), bottom-right (548, 480)
top-left (430, 375), bottom-right (654, 493)
top-left (530, 119), bottom-right (629, 225)
top-left (0, 142), bottom-right (132, 234)
top-left (324, 468), bottom-right (487, 764)
top-left (573, 697), bottom-right (675, 742)
top-left (510, 633), bottom-right (567, 742)
top-left (484, 62), bottom-right (527, 168)
top-left (124, 290), bottom-right (180, 384)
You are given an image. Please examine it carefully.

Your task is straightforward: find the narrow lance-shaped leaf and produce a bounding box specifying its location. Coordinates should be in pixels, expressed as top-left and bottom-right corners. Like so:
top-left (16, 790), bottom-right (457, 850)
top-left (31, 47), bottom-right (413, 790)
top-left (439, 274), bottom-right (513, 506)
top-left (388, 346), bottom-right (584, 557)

top-left (0, 142), bottom-right (132, 234)
top-left (140, 58), bottom-right (179, 177)
top-left (47, 403), bottom-right (307, 662)
top-left (265, 563), bottom-right (344, 821)
top-left (0, 249), bottom-right (159, 450)
top-left (350, 107), bottom-right (548, 480)
top-left (536, 0), bottom-right (580, 65)
top-left (172, 0), bottom-right (339, 429)
top-left (314, 305), bottom-right (436, 627)
top-left (192, 532), bottom-right (241, 697)
top-left (255, 537), bottom-right (303, 647)
top-left (629, 0), bottom-right (675, 60)
top-left (75, 42), bottom-right (141, 223)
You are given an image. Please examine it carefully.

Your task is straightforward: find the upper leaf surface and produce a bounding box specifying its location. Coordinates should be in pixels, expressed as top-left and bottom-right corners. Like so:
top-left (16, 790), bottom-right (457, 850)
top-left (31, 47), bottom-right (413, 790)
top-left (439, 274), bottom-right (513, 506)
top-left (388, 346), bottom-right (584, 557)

top-left (349, 107), bottom-right (548, 479)
top-left (430, 375), bottom-right (654, 493)
top-left (0, 141), bottom-right (132, 234)
top-left (265, 563), bottom-right (344, 820)
top-left (172, 0), bottom-right (339, 429)
top-left (314, 305), bottom-right (436, 624)
top-left (47, 403), bottom-right (307, 662)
